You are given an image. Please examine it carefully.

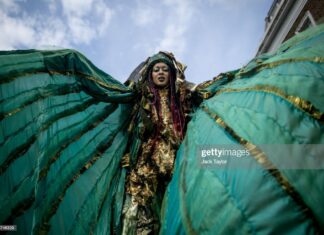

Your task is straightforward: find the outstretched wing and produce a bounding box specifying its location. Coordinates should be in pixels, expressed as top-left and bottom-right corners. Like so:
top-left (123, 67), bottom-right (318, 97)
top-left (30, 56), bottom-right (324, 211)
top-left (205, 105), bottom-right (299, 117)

top-left (161, 24), bottom-right (324, 234)
top-left (0, 49), bottom-right (134, 234)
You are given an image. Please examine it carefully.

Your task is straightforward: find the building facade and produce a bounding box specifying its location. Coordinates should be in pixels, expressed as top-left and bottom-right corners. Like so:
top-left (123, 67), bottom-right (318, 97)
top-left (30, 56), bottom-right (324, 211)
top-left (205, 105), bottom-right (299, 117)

top-left (257, 0), bottom-right (324, 55)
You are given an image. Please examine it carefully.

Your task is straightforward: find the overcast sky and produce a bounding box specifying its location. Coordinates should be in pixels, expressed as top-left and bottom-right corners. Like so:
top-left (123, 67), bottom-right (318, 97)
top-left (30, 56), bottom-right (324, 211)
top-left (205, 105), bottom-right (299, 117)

top-left (0, 0), bottom-right (273, 84)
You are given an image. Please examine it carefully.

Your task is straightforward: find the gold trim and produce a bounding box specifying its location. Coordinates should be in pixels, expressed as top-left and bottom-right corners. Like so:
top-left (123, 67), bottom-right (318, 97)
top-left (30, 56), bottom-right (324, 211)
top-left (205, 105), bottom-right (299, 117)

top-left (48, 70), bottom-right (130, 92)
top-left (199, 91), bottom-right (213, 99)
top-left (238, 57), bottom-right (324, 77)
top-left (196, 74), bottom-right (224, 90)
top-left (201, 105), bottom-right (320, 231)
top-left (214, 85), bottom-right (323, 123)
top-left (0, 96), bottom-right (90, 147)
top-left (196, 79), bottom-right (215, 89)
top-left (0, 71), bottom-right (45, 84)
top-left (1, 70), bottom-right (130, 93)
top-left (0, 84), bottom-right (81, 122)
top-left (196, 57), bottom-right (324, 95)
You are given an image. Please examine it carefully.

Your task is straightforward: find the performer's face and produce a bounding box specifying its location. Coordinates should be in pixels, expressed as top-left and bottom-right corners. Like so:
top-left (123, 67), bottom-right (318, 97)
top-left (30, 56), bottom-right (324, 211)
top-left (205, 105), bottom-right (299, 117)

top-left (151, 62), bottom-right (170, 88)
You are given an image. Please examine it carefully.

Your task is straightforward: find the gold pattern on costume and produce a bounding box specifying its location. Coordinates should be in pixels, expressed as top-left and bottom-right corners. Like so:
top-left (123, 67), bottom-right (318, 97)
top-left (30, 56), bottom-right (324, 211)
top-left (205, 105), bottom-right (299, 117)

top-left (0, 70), bottom-right (130, 93)
top-left (200, 91), bottom-right (212, 99)
top-left (196, 79), bottom-right (215, 90)
top-left (49, 70), bottom-right (130, 92)
top-left (126, 88), bottom-right (181, 206)
top-left (237, 57), bottom-right (324, 77)
top-left (196, 57), bottom-right (324, 98)
top-left (1, 108), bottom-right (21, 121)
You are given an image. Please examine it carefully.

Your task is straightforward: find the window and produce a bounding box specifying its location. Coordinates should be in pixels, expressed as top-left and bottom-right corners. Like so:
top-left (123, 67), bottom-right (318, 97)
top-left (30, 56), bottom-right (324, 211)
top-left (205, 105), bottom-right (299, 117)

top-left (295, 11), bottom-right (316, 34)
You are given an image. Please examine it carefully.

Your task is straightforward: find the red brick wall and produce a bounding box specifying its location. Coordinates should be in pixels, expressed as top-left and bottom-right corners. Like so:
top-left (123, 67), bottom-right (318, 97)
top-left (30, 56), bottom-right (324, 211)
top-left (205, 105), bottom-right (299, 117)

top-left (284, 0), bottom-right (324, 41)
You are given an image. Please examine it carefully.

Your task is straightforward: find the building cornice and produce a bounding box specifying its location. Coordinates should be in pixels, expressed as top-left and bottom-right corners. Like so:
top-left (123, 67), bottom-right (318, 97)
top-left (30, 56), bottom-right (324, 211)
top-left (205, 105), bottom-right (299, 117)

top-left (257, 0), bottom-right (309, 55)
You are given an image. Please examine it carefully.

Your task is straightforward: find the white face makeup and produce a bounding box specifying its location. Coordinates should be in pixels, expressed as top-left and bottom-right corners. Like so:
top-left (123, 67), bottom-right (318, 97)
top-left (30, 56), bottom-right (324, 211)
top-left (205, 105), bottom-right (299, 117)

top-left (151, 62), bottom-right (170, 88)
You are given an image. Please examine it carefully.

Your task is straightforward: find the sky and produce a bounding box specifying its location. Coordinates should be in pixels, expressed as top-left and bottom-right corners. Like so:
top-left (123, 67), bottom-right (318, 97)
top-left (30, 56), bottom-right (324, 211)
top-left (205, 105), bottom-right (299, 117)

top-left (0, 0), bottom-right (273, 84)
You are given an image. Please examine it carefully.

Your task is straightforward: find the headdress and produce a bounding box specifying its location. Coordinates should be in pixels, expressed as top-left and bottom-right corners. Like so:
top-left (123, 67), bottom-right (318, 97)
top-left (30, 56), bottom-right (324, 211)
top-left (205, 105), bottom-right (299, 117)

top-left (137, 51), bottom-right (186, 140)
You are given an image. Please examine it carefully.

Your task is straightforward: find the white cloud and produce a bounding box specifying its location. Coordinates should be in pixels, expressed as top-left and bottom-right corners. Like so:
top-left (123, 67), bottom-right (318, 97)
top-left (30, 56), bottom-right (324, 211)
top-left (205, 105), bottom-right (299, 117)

top-left (36, 17), bottom-right (70, 47)
top-left (48, 0), bottom-right (58, 14)
top-left (157, 24), bottom-right (187, 54)
top-left (0, 0), bottom-right (21, 14)
top-left (0, 0), bottom-right (113, 50)
top-left (61, 0), bottom-right (113, 44)
top-left (95, 1), bottom-right (114, 35)
top-left (206, 0), bottom-right (239, 5)
top-left (67, 16), bottom-right (95, 44)
top-left (61, 0), bottom-right (94, 17)
top-left (131, 2), bottom-right (161, 26)
top-left (153, 0), bottom-right (195, 56)
top-left (206, 0), bottom-right (229, 4)
top-left (204, 0), bottom-right (259, 10)
top-left (0, 10), bottom-right (35, 49)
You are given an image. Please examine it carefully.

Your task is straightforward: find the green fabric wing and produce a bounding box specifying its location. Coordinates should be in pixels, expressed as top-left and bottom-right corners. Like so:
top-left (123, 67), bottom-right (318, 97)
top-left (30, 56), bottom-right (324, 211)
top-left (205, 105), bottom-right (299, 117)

top-left (0, 49), bottom-right (134, 234)
top-left (161, 25), bottom-right (324, 234)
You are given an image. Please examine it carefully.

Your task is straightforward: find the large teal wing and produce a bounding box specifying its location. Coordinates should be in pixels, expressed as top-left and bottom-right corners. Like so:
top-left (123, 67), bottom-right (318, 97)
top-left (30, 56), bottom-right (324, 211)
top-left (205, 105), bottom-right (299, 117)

top-left (161, 25), bottom-right (324, 234)
top-left (0, 49), bottom-right (134, 234)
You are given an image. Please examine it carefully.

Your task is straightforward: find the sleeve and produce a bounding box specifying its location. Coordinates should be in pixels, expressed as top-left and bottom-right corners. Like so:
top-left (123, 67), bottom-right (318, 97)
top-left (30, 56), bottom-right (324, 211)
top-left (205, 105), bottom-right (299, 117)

top-left (161, 24), bottom-right (324, 234)
top-left (0, 49), bottom-right (134, 234)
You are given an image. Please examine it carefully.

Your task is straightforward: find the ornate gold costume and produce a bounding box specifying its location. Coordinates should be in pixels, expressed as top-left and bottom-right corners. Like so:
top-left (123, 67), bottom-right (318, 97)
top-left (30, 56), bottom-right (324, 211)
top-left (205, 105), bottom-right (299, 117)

top-left (126, 88), bottom-right (180, 206)
top-left (121, 52), bottom-right (190, 235)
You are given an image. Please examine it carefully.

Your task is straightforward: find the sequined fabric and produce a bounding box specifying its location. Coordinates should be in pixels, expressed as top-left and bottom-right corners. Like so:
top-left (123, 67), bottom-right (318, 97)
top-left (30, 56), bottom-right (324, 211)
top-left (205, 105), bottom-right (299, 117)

top-left (123, 88), bottom-right (181, 234)
top-left (127, 88), bottom-right (180, 204)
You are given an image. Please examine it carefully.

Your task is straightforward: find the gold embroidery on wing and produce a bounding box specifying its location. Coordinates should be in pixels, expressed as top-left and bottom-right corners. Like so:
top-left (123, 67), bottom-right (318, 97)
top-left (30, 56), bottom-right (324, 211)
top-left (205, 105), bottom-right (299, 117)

top-left (196, 74), bottom-right (224, 90)
top-left (3, 108), bottom-right (21, 119)
top-left (200, 91), bottom-right (213, 99)
top-left (238, 57), bottom-right (324, 77)
top-left (48, 70), bottom-right (129, 92)
top-left (214, 85), bottom-right (323, 123)
top-left (0, 86), bottom-right (81, 122)
top-left (196, 79), bottom-right (215, 90)
top-left (1, 70), bottom-right (130, 92)
top-left (195, 57), bottom-right (324, 96)
top-left (1, 69), bottom-right (130, 120)
top-left (201, 105), bottom-right (319, 230)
